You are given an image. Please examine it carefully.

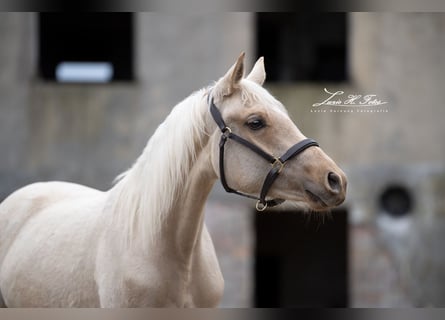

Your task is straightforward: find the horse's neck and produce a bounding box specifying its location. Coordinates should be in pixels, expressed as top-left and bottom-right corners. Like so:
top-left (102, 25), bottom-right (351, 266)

top-left (107, 89), bottom-right (216, 261)
top-left (166, 145), bottom-right (216, 261)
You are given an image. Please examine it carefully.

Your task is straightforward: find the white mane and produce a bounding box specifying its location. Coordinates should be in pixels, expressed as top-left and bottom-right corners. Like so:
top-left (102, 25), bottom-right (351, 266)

top-left (108, 88), bottom-right (209, 248)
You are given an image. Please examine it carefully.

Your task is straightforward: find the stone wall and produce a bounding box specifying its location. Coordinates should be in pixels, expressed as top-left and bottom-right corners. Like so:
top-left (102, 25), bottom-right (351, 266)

top-left (346, 13), bottom-right (445, 306)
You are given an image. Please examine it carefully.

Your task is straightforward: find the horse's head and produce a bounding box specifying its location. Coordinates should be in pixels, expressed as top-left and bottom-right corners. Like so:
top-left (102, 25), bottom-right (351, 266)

top-left (208, 53), bottom-right (347, 212)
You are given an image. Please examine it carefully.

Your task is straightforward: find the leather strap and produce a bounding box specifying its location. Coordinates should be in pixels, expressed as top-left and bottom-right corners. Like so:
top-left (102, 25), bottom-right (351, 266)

top-left (258, 138), bottom-right (319, 209)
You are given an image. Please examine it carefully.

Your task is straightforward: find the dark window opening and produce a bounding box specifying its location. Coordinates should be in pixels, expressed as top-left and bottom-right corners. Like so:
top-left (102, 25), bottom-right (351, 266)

top-left (379, 185), bottom-right (413, 218)
top-left (38, 13), bottom-right (134, 83)
top-left (254, 209), bottom-right (348, 307)
top-left (256, 13), bottom-right (348, 82)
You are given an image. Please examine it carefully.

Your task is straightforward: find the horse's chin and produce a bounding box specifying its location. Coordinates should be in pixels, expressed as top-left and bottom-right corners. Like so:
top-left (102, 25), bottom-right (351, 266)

top-left (307, 204), bottom-right (332, 213)
top-left (281, 199), bottom-right (333, 213)
top-left (303, 190), bottom-right (332, 212)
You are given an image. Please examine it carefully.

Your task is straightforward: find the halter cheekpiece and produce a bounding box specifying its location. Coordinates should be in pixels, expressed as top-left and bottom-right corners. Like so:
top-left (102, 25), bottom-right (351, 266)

top-left (209, 96), bottom-right (319, 211)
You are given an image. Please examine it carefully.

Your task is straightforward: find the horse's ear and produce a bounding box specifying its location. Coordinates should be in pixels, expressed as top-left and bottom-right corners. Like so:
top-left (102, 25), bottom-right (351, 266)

top-left (246, 56), bottom-right (266, 86)
top-left (213, 52), bottom-right (245, 100)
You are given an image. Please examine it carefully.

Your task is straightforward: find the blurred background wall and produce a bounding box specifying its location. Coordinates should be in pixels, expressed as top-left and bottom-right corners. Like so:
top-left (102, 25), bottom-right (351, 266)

top-left (0, 12), bottom-right (444, 307)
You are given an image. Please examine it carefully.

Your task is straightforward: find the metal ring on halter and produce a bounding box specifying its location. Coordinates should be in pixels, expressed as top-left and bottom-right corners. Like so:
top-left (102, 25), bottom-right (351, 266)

top-left (271, 157), bottom-right (285, 174)
top-left (221, 126), bottom-right (232, 138)
top-left (256, 200), bottom-right (268, 212)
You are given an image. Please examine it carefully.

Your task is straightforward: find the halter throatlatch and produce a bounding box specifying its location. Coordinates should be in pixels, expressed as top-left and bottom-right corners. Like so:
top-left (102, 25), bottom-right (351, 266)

top-left (209, 97), bottom-right (319, 211)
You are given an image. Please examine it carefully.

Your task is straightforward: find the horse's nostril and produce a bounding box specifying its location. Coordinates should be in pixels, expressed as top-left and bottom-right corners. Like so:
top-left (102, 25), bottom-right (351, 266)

top-left (327, 172), bottom-right (341, 193)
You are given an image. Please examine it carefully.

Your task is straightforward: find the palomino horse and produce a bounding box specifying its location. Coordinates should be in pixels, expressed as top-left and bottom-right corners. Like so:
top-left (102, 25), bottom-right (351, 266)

top-left (0, 54), bottom-right (346, 307)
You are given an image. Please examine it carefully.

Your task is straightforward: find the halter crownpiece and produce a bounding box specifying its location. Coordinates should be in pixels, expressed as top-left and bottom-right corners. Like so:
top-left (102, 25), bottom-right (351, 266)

top-left (209, 96), bottom-right (319, 211)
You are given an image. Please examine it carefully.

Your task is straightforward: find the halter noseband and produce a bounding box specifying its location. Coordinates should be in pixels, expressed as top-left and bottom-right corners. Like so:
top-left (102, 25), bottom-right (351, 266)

top-left (209, 97), bottom-right (319, 211)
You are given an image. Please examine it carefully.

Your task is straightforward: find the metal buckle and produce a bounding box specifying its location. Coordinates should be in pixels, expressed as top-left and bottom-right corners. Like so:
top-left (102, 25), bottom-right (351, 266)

top-left (221, 126), bottom-right (232, 139)
top-left (271, 157), bottom-right (285, 173)
top-left (256, 200), bottom-right (268, 212)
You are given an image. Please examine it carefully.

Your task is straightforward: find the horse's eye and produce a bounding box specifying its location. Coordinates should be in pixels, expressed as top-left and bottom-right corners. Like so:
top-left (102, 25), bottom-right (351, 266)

top-left (246, 118), bottom-right (266, 130)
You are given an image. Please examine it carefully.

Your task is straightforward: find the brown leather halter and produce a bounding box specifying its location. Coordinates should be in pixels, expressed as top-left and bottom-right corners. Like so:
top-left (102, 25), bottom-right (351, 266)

top-left (209, 97), bottom-right (319, 211)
